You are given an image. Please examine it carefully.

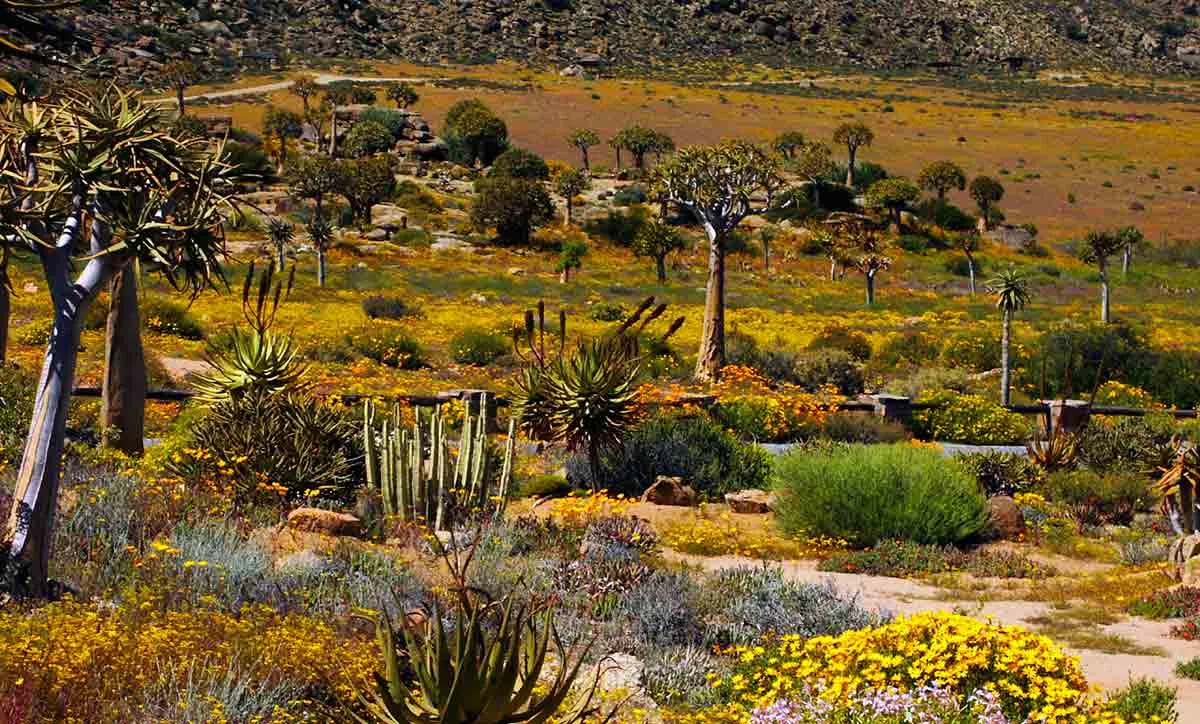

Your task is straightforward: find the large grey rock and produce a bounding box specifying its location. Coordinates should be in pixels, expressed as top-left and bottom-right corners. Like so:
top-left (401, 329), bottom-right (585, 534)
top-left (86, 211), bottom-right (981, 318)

top-left (725, 489), bottom-right (776, 514)
top-left (431, 235), bottom-right (474, 253)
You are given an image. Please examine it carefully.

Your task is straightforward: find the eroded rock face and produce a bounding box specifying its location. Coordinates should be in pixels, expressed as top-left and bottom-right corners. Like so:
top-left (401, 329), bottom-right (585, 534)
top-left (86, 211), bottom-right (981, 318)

top-left (725, 489), bottom-right (777, 514)
top-left (641, 476), bottom-right (697, 507)
top-left (984, 496), bottom-right (1026, 541)
top-left (286, 507), bottom-right (364, 538)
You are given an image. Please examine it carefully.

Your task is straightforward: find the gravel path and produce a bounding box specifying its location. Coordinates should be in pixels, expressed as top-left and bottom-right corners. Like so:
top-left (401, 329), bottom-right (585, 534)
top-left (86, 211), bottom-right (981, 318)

top-left (668, 552), bottom-right (1200, 718)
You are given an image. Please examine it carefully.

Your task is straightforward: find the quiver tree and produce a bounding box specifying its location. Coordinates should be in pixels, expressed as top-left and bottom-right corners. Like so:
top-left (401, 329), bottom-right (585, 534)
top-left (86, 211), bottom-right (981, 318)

top-left (565, 128), bottom-right (599, 171)
top-left (1078, 229), bottom-right (1124, 324)
top-left (162, 58), bottom-right (198, 116)
top-left (969, 176), bottom-right (1005, 230)
top-left (556, 239), bottom-right (587, 283)
top-left (791, 141), bottom-right (835, 208)
top-left (323, 83), bottom-right (356, 156)
top-left (613, 125), bottom-right (673, 171)
top-left (286, 154), bottom-right (339, 285)
top-left (832, 122), bottom-right (874, 187)
top-left (772, 130), bottom-right (805, 160)
top-left (987, 267), bottom-right (1030, 406)
top-left (917, 160), bottom-right (967, 202)
top-left (291, 77), bottom-right (318, 114)
top-left (955, 231), bottom-right (983, 296)
top-left (386, 82), bottom-right (418, 109)
top-left (262, 105), bottom-right (303, 175)
top-left (828, 213), bottom-right (889, 306)
top-left (864, 177), bottom-right (919, 232)
top-left (337, 155), bottom-right (396, 225)
top-left (632, 219), bottom-right (685, 282)
top-left (1117, 225), bottom-right (1146, 276)
top-left (100, 263), bottom-right (145, 456)
top-left (651, 140), bottom-right (790, 381)
top-left (553, 166), bottom-right (589, 227)
top-left (0, 85), bottom-right (231, 596)
top-left (267, 217), bottom-right (294, 269)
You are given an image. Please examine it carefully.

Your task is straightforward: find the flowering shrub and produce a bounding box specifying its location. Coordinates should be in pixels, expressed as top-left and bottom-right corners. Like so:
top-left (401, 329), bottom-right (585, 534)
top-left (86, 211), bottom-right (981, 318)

top-left (940, 328), bottom-right (1002, 373)
top-left (749, 685), bottom-right (1013, 724)
top-left (818, 540), bottom-right (1054, 579)
top-left (448, 326), bottom-right (509, 366)
top-left (550, 490), bottom-right (635, 529)
top-left (712, 365), bottom-right (842, 443)
top-left (0, 596), bottom-right (375, 722)
top-left (348, 322), bottom-right (426, 369)
top-left (912, 392), bottom-right (1031, 445)
top-left (660, 510), bottom-right (848, 560)
top-left (1093, 381), bottom-right (1161, 409)
top-left (1128, 586), bottom-right (1200, 620)
top-left (705, 612), bottom-right (1095, 723)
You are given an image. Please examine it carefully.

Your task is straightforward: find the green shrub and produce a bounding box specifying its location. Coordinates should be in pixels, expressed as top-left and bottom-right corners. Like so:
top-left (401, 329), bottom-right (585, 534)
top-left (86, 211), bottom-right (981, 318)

top-left (343, 120), bottom-right (395, 157)
top-left (1175, 657), bottom-right (1200, 681)
top-left (939, 329), bottom-right (1000, 372)
top-left (943, 255), bottom-right (985, 278)
top-left (349, 324), bottom-right (425, 369)
top-left (789, 349), bottom-right (864, 395)
top-left (712, 396), bottom-right (824, 443)
top-left (915, 199), bottom-right (976, 232)
top-left (960, 451), bottom-right (1044, 497)
top-left (358, 107), bottom-right (408, 140)
top-left (1106, 678), bottom-right (1177, 724)
top-left (393, 180), bottom-right (442, 214)
top-left (12, 319), bottom-right (52, 346)
top-left (875, 331), bottom-right (942, 369)
top-left (912, 392), bottom-right (1030, 445)
top-left (141, 297), bottom-right (204, 340)
top-left (584, 208), bottom-right (649, 247)
top-left (611, 184), bottom-right (647, 206)
top-left (0, 364), bottom-right (33, 471)
top-left (449, 327), bottom-right (509, 366)
top-left (361, 295), bottom-right (422, 320)
top-left (818, 540), bottom-right (1053, 579)
top-left (519, 474), bottom-right (572, 498)
top-left (1076, 415), bottom-right (1177, 472)
top-left (895, 234), bottom-right (929, 254)
top-left (807, 324), bottom-right (871, 361)
top-left (566, 413), bottom-right (772, 498)
top-left (774, 444), bottom-right (989, 546)
top-left (588, 302), bottom-right (629, 322)
top-left (1042, 469), bottom-right (1152, 527)
top-left (820, 413), bottom-right (909, 444)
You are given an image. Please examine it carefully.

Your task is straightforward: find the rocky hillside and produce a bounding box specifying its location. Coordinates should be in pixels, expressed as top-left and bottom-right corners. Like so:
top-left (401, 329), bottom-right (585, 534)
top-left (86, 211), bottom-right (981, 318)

top-left (34, 0), bottom-right (1200, 78)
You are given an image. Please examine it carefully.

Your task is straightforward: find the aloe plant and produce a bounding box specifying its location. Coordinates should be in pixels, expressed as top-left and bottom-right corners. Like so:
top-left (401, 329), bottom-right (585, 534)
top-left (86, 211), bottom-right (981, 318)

top-left (192, 262), bottom-right (308, 405)
top-left (364, 396), bottom-right (514, 529)
top-left (357, 591), bottom-right (606, 724)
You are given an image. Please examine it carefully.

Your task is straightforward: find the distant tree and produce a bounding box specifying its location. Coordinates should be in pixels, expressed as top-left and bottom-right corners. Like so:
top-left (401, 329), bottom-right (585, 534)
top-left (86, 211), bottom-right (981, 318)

top-left (566, 128), bottom-right (600, 171)
top-left (615, 125), bottom-right (673, 170)
top-left (1078, 229), bottom-right (1125, 324)
top-left (1117, 225), bottom-right (1146, 276)
top-left (444, 98), bottom-right (509, 167)
top-left (652, 140), bottom-right (790, 380)
top-left (163, 58), bottom-right (199, 116)
top-left (649, 130), bottom-right (675, 164)
top-left (809, 228), bottom-right (853, 281)
top-left (337, 156), bottom-right (396, 224)
top-left (832, 122), bottom-right (874, 187)
top-left (917, 160), bottom-right (967, 201)
top-left (608, 132), bottom-right (624, 171)
top-left (471, 176), bottom-right (554, 245)
top-left (262, 105), bottom-right (303, 174)
top-left (633, 220), bottom-right (686, 281)
top-left (490, 147), bottom-right (550, 180)
top-left (287, 155), bottom-right (340, 285)
top-left (323, 83), bottom-right (357, 156)
top-left (305, 215), bottom-right (336, 287)
top-left (343, 120), bottom-right (394, 158)
top-left (987, 267), bottom-right (1031, 406)
top-left (865, 177), bottom-right (920, 232)
top-left (969, 176), bottom-right (1005, 230)
top-left (386, 82), bottom-right (419, 109)
top-left (557, 239), bottom-right (588, 283)
top-left (829, 214), bottom-right (890, 305)
top-left (553, 167), bottom-right (590, 227)
top-left (955, 231), bottom-right (983, 296)
top-left (292, 77), bottom-right (318, 114)
top-left (772, 130), bottom-right (806, 160)
top-left (267, 217), bottom-right (295, 270)
top-left (304, 98), bottom-right (330, 147)
top-left (792, 141), bottom-right (836, 207)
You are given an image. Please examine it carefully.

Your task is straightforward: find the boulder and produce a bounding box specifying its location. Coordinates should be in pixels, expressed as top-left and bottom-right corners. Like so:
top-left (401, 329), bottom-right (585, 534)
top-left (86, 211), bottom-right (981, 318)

top-left (725, 489), bottom-right (776, 514)
top-left (362, 228), bottom-right (390, 241)
top-left (431, 236), bottom-right (474, 253)
top-left (286, 507), bottom-right (364, 538)
top-left (641, 476), bottom-right (697, 507)
top-left (984, 496), bottom-right (1025, 540)
top-left (985, 224), bottom-right (1035, 250)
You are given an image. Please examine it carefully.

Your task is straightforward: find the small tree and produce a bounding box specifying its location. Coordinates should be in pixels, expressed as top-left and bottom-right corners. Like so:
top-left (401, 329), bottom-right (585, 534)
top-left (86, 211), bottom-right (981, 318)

top-left (323, 82), bottom-right (358, 156)
top-left (1078, 229), bottom-right (1124, 324)
top-left (0, 85), bottom-right (230, 596)
top-left (864, 177), bottom-right (920, 232)
top-left (490, 147), bottom-right (549, 180)
top-left (292, 77), bottom-right (318, 114)
top-left (955, 231), bottom-right (983, 296)
top-left (267, 218), bottom-right (295, 269)
top-left (386, 82), bottom-right (419, 109)
top-left (471, 176), bottom-right (554, 245)
top-left (343, 120), bottom-right (394, 158)
top-left (632, 220), bottom-right (685, 282)
top-left (305, 215), bottom-right (336, 287)
top-left (337, 156), bottom-right (396, 225)
top-left (287, 155), bottom-right (340, 285)
top-left (792, 141), bottom-right (836, 208)
top-left (554, 167), bottom-right (590, 227)
top-left (829, 214), bottom-right (890, 305)
top-left (652, 140), bottom-right (790, 380)
top-left (1117, 225), bottom-right (1146, 276)
top-left (832, 122), bottom-right (874, 187)
top-left (987, 267), bottom-right (1031, 406)
top-left (969, 176), bottom-right (1005, 230)
top-left (917, 160), bottom-right (967, 201)
top-left (557, 240), bottom-right (587, 283)
top-left (444, 98), bottom-right (509, 167)
top-left (772, 130), bottom-right (806, 160)
top-left (608, 133), bottom-right (624, 171)
top-left (810, 228), bottom-right (852, 281)
top-left (262, 105), bottom-right (303, 175)
top-left (163, 58), bottom-right (198, 116)
top-left (566, 128), bottom-right (600, 171)
top-left (615, 125), bottom-right (672, 170)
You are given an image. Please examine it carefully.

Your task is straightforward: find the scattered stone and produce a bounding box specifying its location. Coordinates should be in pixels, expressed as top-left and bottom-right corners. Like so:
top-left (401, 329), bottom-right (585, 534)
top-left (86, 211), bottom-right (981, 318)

top-left (362, 228), bottom-right (390, 241)
top-left (641, 476), bottom-right (697, 507)
top-left (508, 267), bottom-right (524, 275)
top-left (469, 292), bottom-right (488, 305)
top-left (286, 507), bottom-right (364, 538)
top-left (725, 489), bottom-right (776, 514)
top-left (984, 496), bottom-right (1025, 540)
top-left (431, 236), bottom-right (474, 253)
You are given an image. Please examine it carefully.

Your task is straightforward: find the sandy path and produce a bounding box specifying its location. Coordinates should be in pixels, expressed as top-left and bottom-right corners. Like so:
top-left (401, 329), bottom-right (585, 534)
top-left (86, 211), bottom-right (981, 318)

top-left (668, 552), bottom-right (1200, 718)
top-left (183, 73), bottom-right (430, 103)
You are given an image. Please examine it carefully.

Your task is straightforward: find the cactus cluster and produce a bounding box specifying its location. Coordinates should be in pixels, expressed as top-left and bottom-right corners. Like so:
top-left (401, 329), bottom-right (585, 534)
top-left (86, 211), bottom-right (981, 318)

top-left (363, 397), bottom-right (515, 530)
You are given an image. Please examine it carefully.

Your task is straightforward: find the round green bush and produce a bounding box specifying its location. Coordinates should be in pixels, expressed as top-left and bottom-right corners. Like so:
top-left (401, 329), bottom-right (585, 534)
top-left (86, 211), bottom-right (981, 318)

top-left (789, 349), bottom-right (865, 395)
top-left (773, 443), bottom-right (989, 546)
top-left (807, 324), bottom-right (872, 361)
top-left (350, 324), bottom-right (425, 369)
top-left (449, 327), bottom-right (509, 366)
top-left (343, 120), bottom-right (395, 157)
top-left (912, 392), bottom-right (1031, 445)
top-left (141, 297), bottom-right (204, 340)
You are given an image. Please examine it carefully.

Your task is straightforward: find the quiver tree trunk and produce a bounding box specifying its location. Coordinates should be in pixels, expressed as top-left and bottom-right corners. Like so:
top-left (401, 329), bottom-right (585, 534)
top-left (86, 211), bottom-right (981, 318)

top-left (655, 255), bottom-right (667, 282)
top-left (1000, 309), bottom-right (1012, 406)
top-left (865, 272), bottom-right (876, 306)
top-left (580, 147), bottom-right (590, 171)
top-left (967, 254), bottom-right (977, 296)
top-left (0, 250), bottom-right (9, 364)
top-left (1099, 259), bottom-right (1111, 323)
top-left (845, 149), bottom-right (856, 187)
top-left (695, 232), bottom-right (726, 381)
top-left (100, 266), bottom-right (146, 455)
top-left (1122, 245), bottom-right (1132, 275)
top-left (317, 247), bottom-right (327, 287)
